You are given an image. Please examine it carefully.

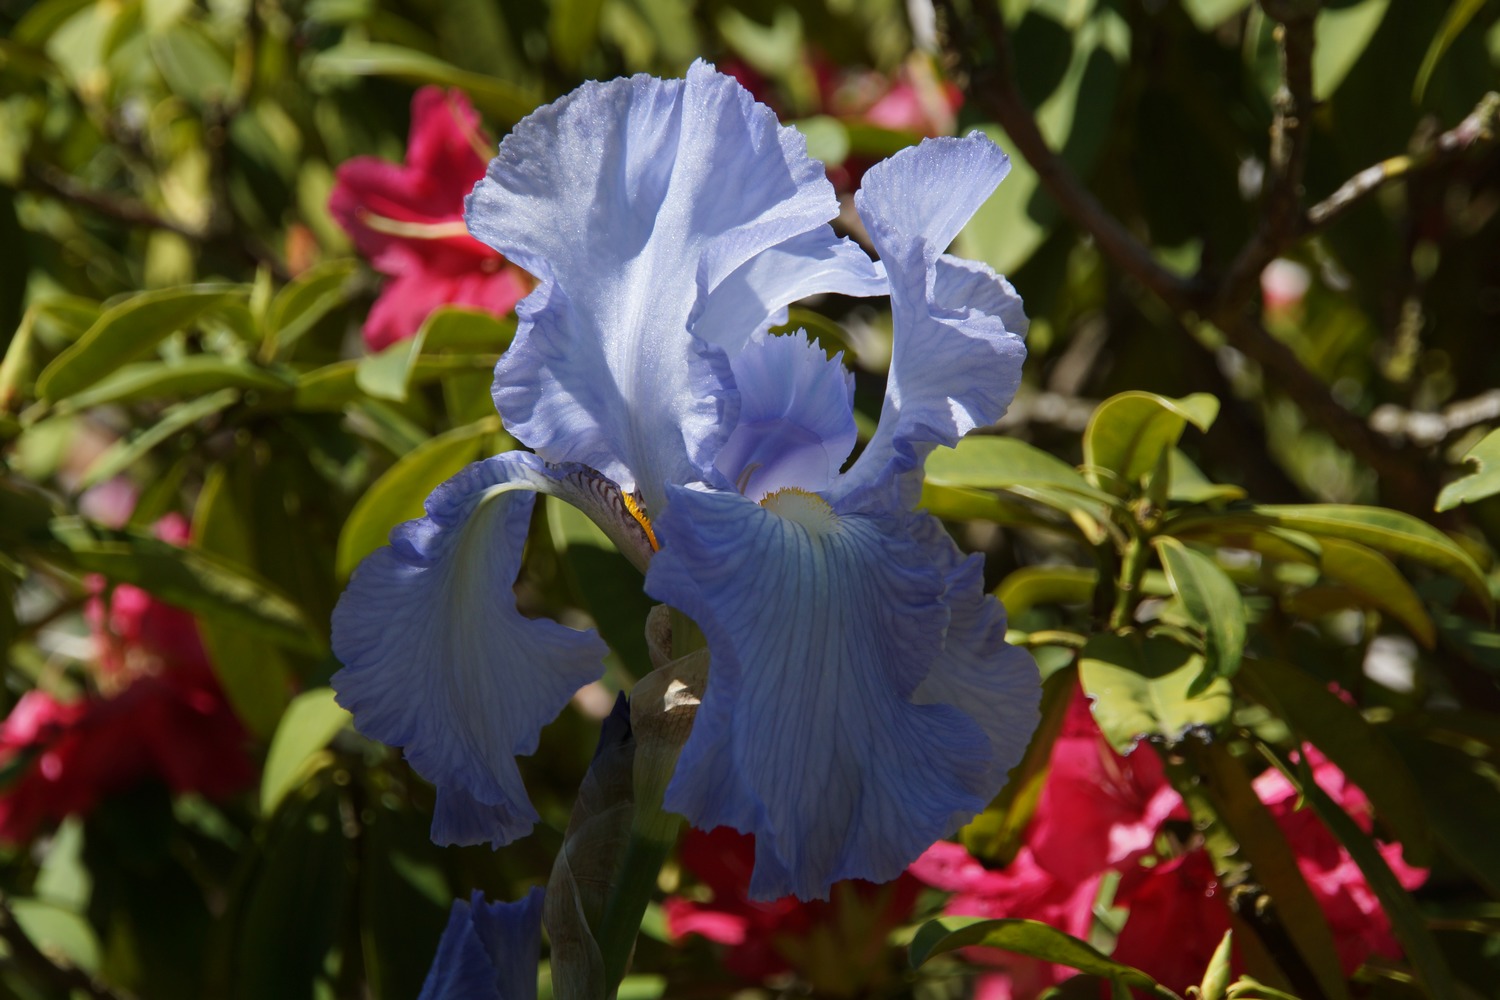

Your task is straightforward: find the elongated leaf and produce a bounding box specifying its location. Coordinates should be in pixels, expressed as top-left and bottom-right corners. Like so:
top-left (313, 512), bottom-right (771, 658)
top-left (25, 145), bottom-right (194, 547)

top-left (1194, 745), bottom-right (1351, 1000)
top-left (1082, 392), bottom-right (1219, 492)
top-left (1169, 449), bottom-right (1245, 504)
top-left (334, 416), bottom-right (499, 579)
top-left (79, 388), bottom-right (240, 489)
top-left (908, 917), bottom-right (1173, 996)
top-left (1436, 427), bottom-right (1500, 511)
top-left (1237, 658), bottom-right (1431, 866)
top-left (1313, 0), bottom-right (1391, 101)
top-left (268, 259), bottom-right (358, 356)
top-left (918, 482), bottom-right (1060, 530)
top-left (35, 284), bottom-right (243, 401)
top-left (1390, 732), bottom-right (1500, 898)
top-left (1319, 538), bottom-right (1435, 645)
top-left (1253, 505), bottom-right (1490, 610)
top-left (308, 43), bottom-right (541, 124)
top-left (1264, 746), bottom-right (1458, 1000)
top-left (996, 566), bottom-right (1099, 618)
top-left (926, 436), bottom-right (1112, 501)
top-left (1079, 632), bottom-right (1231, 753)
top-left (47, 517), bottom-right (325, 655)
top-left (193, 462), bottom-right (298, 738)
top-left (1154, 538), bottom-right (1247, 685)
top-left (57, 357), bottom-right (291, 410)
top-left (260, 688), bottom-right (351, 816)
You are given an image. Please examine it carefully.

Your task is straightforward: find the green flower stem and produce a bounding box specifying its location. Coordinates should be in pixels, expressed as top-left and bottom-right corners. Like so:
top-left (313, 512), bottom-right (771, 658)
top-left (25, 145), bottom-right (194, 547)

top-left (596, 610), bottom-right (707, 993)
top-left (1108, 533), bottom-right (1151, 631)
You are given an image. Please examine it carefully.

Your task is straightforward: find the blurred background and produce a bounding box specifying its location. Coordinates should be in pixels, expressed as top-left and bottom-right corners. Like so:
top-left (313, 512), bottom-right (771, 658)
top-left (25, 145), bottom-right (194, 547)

top-left (2, 0), bottom-right (1499, 997)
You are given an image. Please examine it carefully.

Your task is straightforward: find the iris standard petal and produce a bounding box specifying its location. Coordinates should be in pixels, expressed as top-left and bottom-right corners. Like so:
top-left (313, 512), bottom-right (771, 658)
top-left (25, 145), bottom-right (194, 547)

top-left (712, 329), bottom-right (858, 500)
top-left (418, 887), bottom-right (544, 1000)
top-left (468, 61), bottom-right (847, 511)
top-left (332, 453), bottom-right (612, 848)
top-left (645, 486), bottom-right (995, 900)
top-left (838, 134), bottom-right (1027, 507)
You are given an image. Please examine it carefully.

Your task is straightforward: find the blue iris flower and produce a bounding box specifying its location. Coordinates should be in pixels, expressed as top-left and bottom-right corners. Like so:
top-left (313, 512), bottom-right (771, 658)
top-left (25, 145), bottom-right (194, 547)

top-left (332, 61), bottom-right (1040, 901)
top-left (418, 887), bottom-right (544, 1000)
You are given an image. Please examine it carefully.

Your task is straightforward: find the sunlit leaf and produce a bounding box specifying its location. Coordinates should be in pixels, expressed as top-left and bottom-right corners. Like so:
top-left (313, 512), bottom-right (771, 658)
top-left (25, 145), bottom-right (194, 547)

top-left (1078, 632), bottom-right (1231, 753)
top-left (35, 284), bottom-right (244, 401)
top-left (55, 357), bottom-right (291, 411)
top-left (268, 258), bottom-right (359, 357)
top-left (1313, 0), bottom-right (1392, 101)
top-left (996, 566), bottom-right (1099, 618)
top-left (308, 42), bottom-right (541, 124)
top-left (260, 688), bottom-right (351, 817)
top-left (1154, 538), bottom-right (1246, 685)
top-left (79, 388), bottom-right (240, 489)
top-left (1082, 391), bottom-right (1219, 493)
top-left (1436, 427), bottom-right (1500, 511)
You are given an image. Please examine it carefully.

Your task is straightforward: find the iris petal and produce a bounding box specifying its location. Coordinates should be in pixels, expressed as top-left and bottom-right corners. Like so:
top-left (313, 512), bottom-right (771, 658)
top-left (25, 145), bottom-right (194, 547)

top-left (838, 134), bottom-right (1028, 507)
top-left (468, 61), bottom-right (849, 510)
top-left (332, 453), bottom-right (610, 847)
top-left (418, 887), bottom-right (544, 1000)
top-left (646, 486), bottom-right (995, 900)
top-left (713, 329), bottom-right (857, 499)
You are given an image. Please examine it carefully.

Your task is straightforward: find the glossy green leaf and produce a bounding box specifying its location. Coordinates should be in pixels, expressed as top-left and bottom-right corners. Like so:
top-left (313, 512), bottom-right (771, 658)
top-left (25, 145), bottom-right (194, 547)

top-left (193, 462), bottom-right (299, 738)
top-left (354, 308), bottom-right (509, 403)
top-left (1266, 746), bottom-right (1459, 1000)
top-left (78, 388), bottom-right (240, 489)
top-left (1414, 0), bottom-right (1490, 100)
top-left (1437, 427), bottom-right (1500, 511)
top-left (35, 284), bottom-right (244, 401)
top-left (268, 258), bottom-right (358, 356)
top-left (1082, 391), bottom-right (1219, 492)
top-left (1079, 632), bottom-right (1231, 753)
top-left (1182, 0), bottom-right (1252, 31)
top-left (909, 917), bottom-right (1172, 995)
top-left (996, 566), bottom-right (1099, 618)
top-left (308, 43), bottom-right (541, 124)
top-left (1250, 504), bottom-right (1490, 610)
top-left (1168, 449), bottom-right (1245, 504)
top-left (1313, 0), bottom-right (1392, 102)
top-left (48, 516), bottom-right (325, 655)
top-left (1238, 658), bottom-right (1431, 866)
top-left (918, 482), bottom-right (1060, 530)
top-left (260, 688), bottom-right (351, 817)
top-left (1317, 537), bottom-right (1435, 645)
top-left (1154, 538), bottom-right (1246, 684)
top-left (56, 357), bottom-right (291, 410)
top-left (926, 436), bottom-right (1108, 498)
top-left (335, 416), bottom-right (499, 579)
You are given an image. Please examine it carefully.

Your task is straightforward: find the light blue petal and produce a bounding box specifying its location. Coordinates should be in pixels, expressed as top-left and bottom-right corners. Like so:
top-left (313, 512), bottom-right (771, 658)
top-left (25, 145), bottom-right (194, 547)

top-left (468, 61), bottom-right (848, 512)
top-left (837, 134), bottom-right (1028, 508)
top-left (907, 514), bottom-right (1041, 791)
top-left (418, 887), bottom-right (543, 1000)
top-left (332, 453), bottom-right (610, 848)
top-left (692, 227), bottom-right (886, 356)
top-left (712, 329), bottom-right (857, 499)
top-left (645, 486), bottom-right (996, 900)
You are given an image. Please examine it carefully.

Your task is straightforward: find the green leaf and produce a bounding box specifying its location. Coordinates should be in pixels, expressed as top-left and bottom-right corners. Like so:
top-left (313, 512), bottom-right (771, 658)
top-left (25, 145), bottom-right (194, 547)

top-left (193, 463), bottom-right (299, 738)
top-left (1248, 504), bottom-right (1490, 610)
top-left (1314, 537), bottom-right (1436, 646)
top-left (354, 308), bottom-right (511, 403)
top-left (1390, 733), bottom-right (1500, 898)
top-left (1082, 391), bottom-right (1219, 492)
top-left (260, 688), bottom-right (351, 817)
top-left (549, 0), bottom-right (606, 72)
top-left (1078, 632), bottom-right (1231, 753)
top-left (1265, 745), bottom-right (1459, 1000)
top-left (926, 436), bottom-right (1109, 499)
top-left (996, 566), bottom-right (1099, 618)
top-left (548, 498), bottom-right (655, 677)
top-left (908, 917), bottom-right (1173, 996)
top-left (1181, 0), bottom-right (1252, 31)
top-left (55, 357), bottom-right (291, 410)
top-left (1414, 0), bottom-right (1491, 101)
top-left (335, 416), bottom-right (499, 579)
top-left (48, 516), bottom-right (325, 656)
top-left (308, 42), bottom-right (541, 124)
top-left (78, 387), bottom-right (240, 489)
top-left (268, 259), bottom-right (359, 356)
top-left (1436, 427), bottom-right (1500, 511)
top-left (1313, 0), bottom-right (1392, 102)
top-left (1168, 449), bottom-right (1246, 504)
top-left (1240, 658), bottom-right (1432, 863)
top-left (1154, 538), bottom-right (1247, 685)
top-left (10, 899), bottom-right (101, 974)
top-left (35, 284), bottom-right (244, 401)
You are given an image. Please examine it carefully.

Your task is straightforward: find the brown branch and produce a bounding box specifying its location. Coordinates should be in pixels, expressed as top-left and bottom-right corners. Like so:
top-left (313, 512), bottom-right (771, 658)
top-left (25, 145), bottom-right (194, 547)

top-left (1370, 389), bottom-right (1500, 448)
top-left (24, 162), bottom-right (208, 242)
top-left (1304, 91), bottom-right (1500, 232)
top-left (1215, 1), bottom-right (1318, 315)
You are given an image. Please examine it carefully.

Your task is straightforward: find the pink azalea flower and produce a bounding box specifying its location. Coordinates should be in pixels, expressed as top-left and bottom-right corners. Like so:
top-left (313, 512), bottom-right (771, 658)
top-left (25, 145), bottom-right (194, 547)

top-left (0, 516), bottom-right (256, 840)
top-left (909, 687), bottom-right (1428, 996)
top-left (665, 826), bottom-right (922, 990)
top-left (329, 87), bottom-right (530, 351)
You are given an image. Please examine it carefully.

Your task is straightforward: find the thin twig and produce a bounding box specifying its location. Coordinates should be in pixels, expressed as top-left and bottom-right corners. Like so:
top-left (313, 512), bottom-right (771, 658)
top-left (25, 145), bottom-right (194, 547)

top-left (1370, 390), bottom-right (1500, 448)
top-left (1304, 91), bottom-right (1500, 232)
top-left (24, 162), bottom-right (208, 242)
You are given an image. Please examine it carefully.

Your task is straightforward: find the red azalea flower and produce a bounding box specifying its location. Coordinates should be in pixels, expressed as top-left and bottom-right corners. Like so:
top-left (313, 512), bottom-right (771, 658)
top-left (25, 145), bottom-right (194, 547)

top-left (665, 826), bottom-right (921, 991)
top-left (0, 517), bottom-right (256, 841)
top-left (908, 687), bottom-right (1428, 997)
top-left (329, 86), bottom-right (530, 350)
